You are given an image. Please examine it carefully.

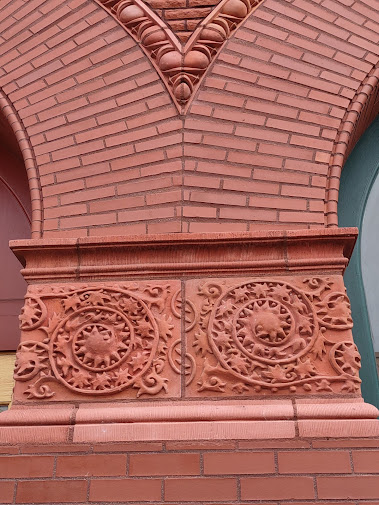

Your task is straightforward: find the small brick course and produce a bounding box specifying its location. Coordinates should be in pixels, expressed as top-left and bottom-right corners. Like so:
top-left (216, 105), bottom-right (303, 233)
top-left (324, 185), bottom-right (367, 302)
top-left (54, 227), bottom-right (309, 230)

top-left (0, 440), bottom-right (377, 503)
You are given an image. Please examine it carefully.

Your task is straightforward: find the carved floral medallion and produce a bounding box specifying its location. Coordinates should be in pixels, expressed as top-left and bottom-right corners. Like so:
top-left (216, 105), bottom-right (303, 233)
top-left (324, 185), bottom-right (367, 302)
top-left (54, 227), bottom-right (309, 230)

top-left (185, 276), bottom-right (362, 397)
top-left (14, 282), bottom-right (181, 400)
top-left (13, 274), bottom-right (362, 402)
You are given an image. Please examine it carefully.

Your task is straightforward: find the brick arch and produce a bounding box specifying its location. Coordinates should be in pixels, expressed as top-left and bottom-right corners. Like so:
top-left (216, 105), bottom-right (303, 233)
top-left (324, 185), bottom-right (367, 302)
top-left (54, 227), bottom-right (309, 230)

top-left (0, 91), bottom-right (42, 237)
top-left (326, 65), bottom-right (379, 227)
top-left (0, 0), bottom-right (181, 238)
top-left (1, 0), bottom-right (379, 236)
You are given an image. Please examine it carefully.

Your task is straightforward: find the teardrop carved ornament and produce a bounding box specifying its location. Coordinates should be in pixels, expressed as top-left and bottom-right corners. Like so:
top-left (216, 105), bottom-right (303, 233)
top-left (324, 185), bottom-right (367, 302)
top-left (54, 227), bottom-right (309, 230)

top-left (98, 0), bottom-right (264, 111)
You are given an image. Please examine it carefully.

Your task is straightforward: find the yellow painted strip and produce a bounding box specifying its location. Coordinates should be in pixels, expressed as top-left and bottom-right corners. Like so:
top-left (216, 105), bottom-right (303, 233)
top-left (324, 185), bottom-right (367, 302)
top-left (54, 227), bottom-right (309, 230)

top-left (0, 353), bottom-right (15, 405)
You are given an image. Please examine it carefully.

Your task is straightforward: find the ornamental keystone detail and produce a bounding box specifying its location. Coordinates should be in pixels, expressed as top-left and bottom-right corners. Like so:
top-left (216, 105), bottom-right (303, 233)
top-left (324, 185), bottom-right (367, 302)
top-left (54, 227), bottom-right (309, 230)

top-left (98, 0), bottom-right (263, 110)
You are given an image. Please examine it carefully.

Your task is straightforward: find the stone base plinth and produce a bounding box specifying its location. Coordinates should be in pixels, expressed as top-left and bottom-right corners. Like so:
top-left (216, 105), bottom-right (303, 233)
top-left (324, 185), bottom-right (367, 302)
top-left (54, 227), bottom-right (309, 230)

top-left (0, 398), bottom-right (378, 444)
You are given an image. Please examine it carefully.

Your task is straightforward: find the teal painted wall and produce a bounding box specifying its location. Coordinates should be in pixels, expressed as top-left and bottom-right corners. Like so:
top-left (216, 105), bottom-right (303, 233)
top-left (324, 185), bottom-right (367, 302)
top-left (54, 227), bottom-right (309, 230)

top-left (338, 116), bottom-right (379, 408)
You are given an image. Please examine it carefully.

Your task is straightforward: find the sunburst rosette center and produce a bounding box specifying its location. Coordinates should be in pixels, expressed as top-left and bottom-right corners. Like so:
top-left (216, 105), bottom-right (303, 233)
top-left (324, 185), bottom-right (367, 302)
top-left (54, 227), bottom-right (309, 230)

top-left (49, 292), bottom-right (159, 395)
top-left (208, 280), bottom-right (319, 384)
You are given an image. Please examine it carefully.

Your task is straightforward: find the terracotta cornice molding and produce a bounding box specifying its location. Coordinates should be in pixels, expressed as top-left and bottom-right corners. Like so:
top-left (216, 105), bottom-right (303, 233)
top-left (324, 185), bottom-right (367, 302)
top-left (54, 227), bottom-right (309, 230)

top-left (1, 400), bottom-right (377, 426)
top-left (97, 0), bottom-right (264, 112)
top-left (11, 228), bottom-right (358, 282)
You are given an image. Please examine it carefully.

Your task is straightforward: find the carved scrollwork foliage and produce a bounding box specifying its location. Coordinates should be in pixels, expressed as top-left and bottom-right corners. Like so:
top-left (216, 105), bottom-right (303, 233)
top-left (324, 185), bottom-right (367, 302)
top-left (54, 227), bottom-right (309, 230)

top-left (14, 284), bottom-right (179, 400)
top-left (14, 276), bottom-right (362, 400)
top-left (190, 277), bottom-right (361, 396)
top-left (19, 297), bottom-right (47, 331)
top-left (316, 293), bottom-right (353, 330)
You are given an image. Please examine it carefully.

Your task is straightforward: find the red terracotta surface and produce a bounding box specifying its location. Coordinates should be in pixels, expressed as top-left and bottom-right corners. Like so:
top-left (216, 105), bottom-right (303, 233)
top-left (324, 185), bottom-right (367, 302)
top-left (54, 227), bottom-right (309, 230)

top-left (12, 279), bottom-right (181, 402)
top-left (0, 455), bottom-right (54, 478)
top-left (326, 67), bottom-right (379, 226)
top-left (16, 479), bottom-right (88, 503)
top-left (241, 476), bottom-right (315, 500)
top-left (0, 0), bottom-right (379, 500)
top-left (0, 425), bottom-right (70, 444)
top-left (97, 0), bottom-right (264, 108)
top-left (72, 419), bottom-right (297, 443)
top-left (353, 450), bottom-right (379, 473)
top-left (10, 228), bottom-right (358, 281)
top-left (56, 454), bottom-right (127, 477)
top-left (1, 229), bottom-right (377, 452)
top-left (317, 476), bottom-right (379, 500)
top-left (203, 451), bottom-right (275, 474)
top-left (6, 229), bottom-right (365, 405)
top-left (298, 419), bottom-right (379, 438)
top-left (140, 0), bottom-right (223, 41)
top-left (129, 452), bottom-right (200, 475)
top-left (277, 450), bottom-right (352, 474)
top-left (1, 228), bottom-right (376, 501)
top-left (184, 273), bottom-right (360, 398)
top-left (89, 478), bottom-right (162, 502)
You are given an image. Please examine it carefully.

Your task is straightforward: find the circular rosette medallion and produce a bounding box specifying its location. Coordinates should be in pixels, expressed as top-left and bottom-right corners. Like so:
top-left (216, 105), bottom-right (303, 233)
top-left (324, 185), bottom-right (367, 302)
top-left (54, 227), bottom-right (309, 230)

top-left (208, 280), bottom-right (318, 384)
top-left (49, 293), bottom-right (159, 394)
top-left (330, 341), bottom-right (361, 377)
top-left (19, 297), bottom-right (47, 331)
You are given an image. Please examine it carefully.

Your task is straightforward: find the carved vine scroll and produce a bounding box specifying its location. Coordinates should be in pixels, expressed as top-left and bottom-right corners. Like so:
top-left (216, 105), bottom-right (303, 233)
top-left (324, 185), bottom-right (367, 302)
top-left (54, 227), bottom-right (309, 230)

top-left (14, 282), bottom-right (181, 400)
top-left (186, 276), bottom-right (362, 397)
top-left (14, 276), bottom-right (362, 401)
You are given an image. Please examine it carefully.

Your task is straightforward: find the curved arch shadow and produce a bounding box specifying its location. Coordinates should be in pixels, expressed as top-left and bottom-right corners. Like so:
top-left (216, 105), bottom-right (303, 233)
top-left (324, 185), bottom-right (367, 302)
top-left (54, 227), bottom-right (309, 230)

top-left (0, 89), bottom-right (42, 238)
top-left (338, 116), bottom-right (379, 408)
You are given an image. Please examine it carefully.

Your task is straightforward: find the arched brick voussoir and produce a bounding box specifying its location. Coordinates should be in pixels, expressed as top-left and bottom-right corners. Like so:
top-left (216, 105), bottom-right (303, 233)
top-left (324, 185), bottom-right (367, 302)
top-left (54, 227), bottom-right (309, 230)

top-left (0, 0), bottom-right (181, 238)
top-left (185, 0), bottom-right (379, 232)
top-left (326, 65), bottom-right (379, 227)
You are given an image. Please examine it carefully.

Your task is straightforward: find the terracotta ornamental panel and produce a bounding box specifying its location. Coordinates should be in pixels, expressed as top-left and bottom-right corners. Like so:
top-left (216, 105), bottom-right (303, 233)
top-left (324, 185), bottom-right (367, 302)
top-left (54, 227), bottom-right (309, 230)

top-left (0, 0), bottom-right (379, 498)
top-left (14, 281), bottom-right (181, 401)
top-left (8, 229), bottom-right (366, 407)
top-left (185, 275), bottom-right (360, 398)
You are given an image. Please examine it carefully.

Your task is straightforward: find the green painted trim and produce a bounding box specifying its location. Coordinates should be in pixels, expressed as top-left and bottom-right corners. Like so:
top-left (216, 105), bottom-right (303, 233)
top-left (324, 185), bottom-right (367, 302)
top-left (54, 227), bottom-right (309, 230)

top-left (338, 116), bottom-right (379, 408)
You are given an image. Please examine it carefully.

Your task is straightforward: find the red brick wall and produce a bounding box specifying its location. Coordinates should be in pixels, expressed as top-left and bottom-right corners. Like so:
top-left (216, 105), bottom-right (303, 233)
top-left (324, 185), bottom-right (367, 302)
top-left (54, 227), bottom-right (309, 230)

top-left (0, 0), bottom-right (378, 238)
top-left (144, 0), bottom-right (221, 41)
top-left (0, 438), bottom-right (378, 503)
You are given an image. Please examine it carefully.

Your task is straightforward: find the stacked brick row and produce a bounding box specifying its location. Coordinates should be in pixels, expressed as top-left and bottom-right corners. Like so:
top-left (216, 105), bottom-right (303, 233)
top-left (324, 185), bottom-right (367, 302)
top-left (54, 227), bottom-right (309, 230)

top-left (0, 439), bottom-right (378, 503)
top-left (144, 0), bottom-right (221, 41)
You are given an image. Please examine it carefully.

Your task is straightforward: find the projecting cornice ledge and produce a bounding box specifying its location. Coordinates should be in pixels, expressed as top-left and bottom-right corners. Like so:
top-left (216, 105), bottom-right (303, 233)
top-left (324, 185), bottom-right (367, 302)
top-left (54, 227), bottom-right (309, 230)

top-left (10, 228), bottom-right (358, 282)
